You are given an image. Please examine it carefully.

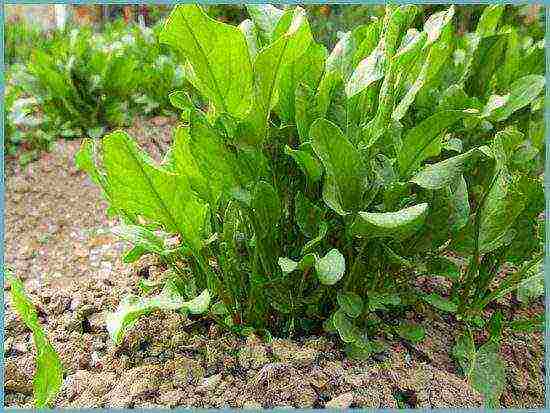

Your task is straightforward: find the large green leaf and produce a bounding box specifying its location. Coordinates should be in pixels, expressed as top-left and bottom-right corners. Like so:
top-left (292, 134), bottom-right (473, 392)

top-left (397, 110), bottom-right (476, 178)
top-left (7, 273), bottom-right (63, 408)
top-left (410, 148), bottom-right (483, 190)
top-left (246, 6), bottom-right (312, 145)
top-left (352, 203), bottom-right (429, 240)
top-left (160, 5), bottom-right (253, 118)
top-left (101, 131), bottom-right (208, 251)
top-left (187, 111), bottom-right (245, 202)
top-left (278, 42), bottom-right (327, 123)
top-left (489, 75), bottom-right (545, 122)
top-left (310, 119), bottom-right (369, 215)
top-left (107, 281), bottom-right (210, 344)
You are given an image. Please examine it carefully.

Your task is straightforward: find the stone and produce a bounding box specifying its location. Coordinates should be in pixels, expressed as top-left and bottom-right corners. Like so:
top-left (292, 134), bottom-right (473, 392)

top-left (196, 373), bottom-right (222, 393)
top-left (4, 359), bottom-right (33, 394)
top-left (173, 357), bottom-right (205, 387)
top-left (325, 392), bottom-right (354, 409)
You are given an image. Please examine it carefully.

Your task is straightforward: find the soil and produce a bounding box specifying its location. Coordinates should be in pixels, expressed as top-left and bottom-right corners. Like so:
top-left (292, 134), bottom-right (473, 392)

top-left (3, 116), bottom-right (545, 408)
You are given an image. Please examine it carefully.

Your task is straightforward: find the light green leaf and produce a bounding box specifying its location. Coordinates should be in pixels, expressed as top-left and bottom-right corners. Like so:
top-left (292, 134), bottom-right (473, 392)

top-left (423, 6), bottom-right (455, 45)
top-left (326, 31), bottom-right (356, 80)
top-left (251, 181), bottom-right (281, 238)
top-left (398, 110), bottom-right (477, 178)
top-left (337, 291), bottom-right (364, 318)
top-left (284, 143), bottom-right (323, 183)
top-left (246, 6), bottom-right (312, 144)
top-left (101, 131), bottom-right (208, 251)
top-left (345, 44), bottom-right (385, 98)
top-left (396, 322), bottom-right (425, 343)
top-left (517, 260), bottom-right (544, 303)
top-left (112, 224), bottom-right (165, 255)
top-left (187, 112), bottom-right (244, 203)
top-left (278, 257), bottom-right (298, 274)
top-left (107, 281), bottom-right (210, 344)
top-left (476, 5), bottom-right (504, 38)
top-left (452, 330), bottom-right (476, 374)
top-left (470, 341), bottom-right (506, 407)
top-left (310, 119), bottom-right (369, 215)
top-left (422, 293), bottom-right (457, 313)
top-left (278, 42), bottom-right (327, 123)
top-left (489, 75), bottom-right (545, 122)
top-left (160, 5), bottom-right (253, 118)
top-left (315, 248), bottom-right (346, 286)
top-left (352, 203), bottom-right (429, 240)
top-left (393, 29), bottom-right (427, 70)
top-left (246, 4), bottom-right (284, 44)
top-left (332, 310), bottom-right (361, 343)
top-left (7, 273), bottom-right (63, 408)
top-left (238, 19), bottom-right (260, 61)
top-left (410, 148), bottom-right (482, 190)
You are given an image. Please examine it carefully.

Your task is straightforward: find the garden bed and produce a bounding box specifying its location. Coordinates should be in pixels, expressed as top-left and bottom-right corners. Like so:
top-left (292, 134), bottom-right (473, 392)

top-left (3, 117), bottom-right (544, 409)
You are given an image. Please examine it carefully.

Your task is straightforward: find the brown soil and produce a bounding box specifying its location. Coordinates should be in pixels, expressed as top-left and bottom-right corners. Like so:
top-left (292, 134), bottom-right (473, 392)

top-left (3, 116), bottom-right (545, 408)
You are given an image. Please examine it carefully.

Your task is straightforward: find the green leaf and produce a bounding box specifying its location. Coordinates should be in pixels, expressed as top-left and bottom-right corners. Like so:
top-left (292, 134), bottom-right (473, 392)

top-left (337, 291), bottom-right (364, 318)
top-left (396, 322), bottom-right (425, 343)
top-left (284, 144), bottom-right (323, 183)
top-left (508, 314), bottom-right (544, 334)
top-left (398, 110), bottom-right (477, 178)
top-left (246, 4), bottom-right (284, 44)
top-left (160, 5), bottom-right (253, 118)
top-left (452, 330), bottom-right (476, 374)
top-left (238, 19), bottom-right (260, 61)
top-left (112, 224), bottom-right (165, 255)
top-left (310, 119), bottom-right (369, 215)
top-left (278, 257), bottom-right (298, 274)
top-left (517, 260), bottom-right (544, 303)
top-left (294, 191), bottom-right (323, 238)
top-left (345, 43), bottom-right (385, 98)
top-left (352, 203), bottom-right (428, 240)
top-left (101, 131), bottom-right (208, 251)
top-left (107, 281), bottom-right (210, 344)
top-left (410, 148), bottom-right (482, 190)
top-left (423, 6), bottom-right (454, 46)
top-left (302, 222), bottom-right (328, 255)
top-left (489, 75), bottom-right (545, 122)
top-left (122, 245), bottom-right (147, 264)
top-left (187, 112), bottom-right (244, 203)
top-left (251, 181), bottom-right (281, 238)
top-left (7, 273), bottom-right (63, 408)
top-left (470, 341), bottom-right (506, 408)
top-left (421, 293), bottom-right (457, 313)
top-left (278, 42), bottom-right (327, 123)
top-left (368, 292), bottom-right (401, 310)
top-left (426, 256), bottom-right (460, 280)
top-left (332, 309), bottom-right (361, 343)
top-left (475, 5), bottom-right (504, 38)
top-left (246, 6), bottom-right (312, 145)
top-left (315, 248), bottom-right (346, 286)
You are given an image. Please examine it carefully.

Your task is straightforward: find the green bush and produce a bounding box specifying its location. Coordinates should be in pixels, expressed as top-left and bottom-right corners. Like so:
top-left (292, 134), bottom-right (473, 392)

top-left (78, 5), bottom-right (543, 404)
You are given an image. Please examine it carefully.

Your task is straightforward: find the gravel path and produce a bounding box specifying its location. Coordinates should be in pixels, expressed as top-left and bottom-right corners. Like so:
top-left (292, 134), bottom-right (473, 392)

top-left (3, 117), bottom-right (544, 408)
